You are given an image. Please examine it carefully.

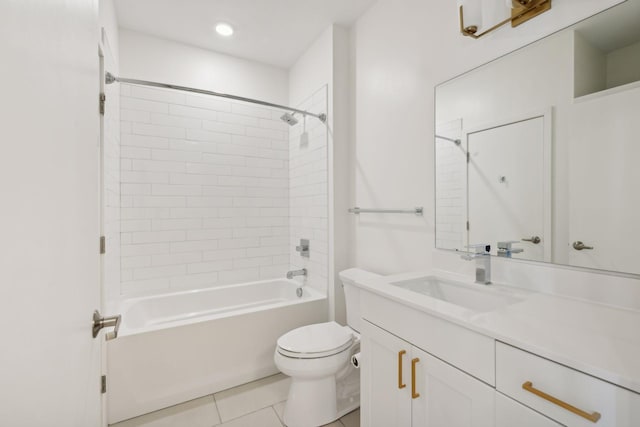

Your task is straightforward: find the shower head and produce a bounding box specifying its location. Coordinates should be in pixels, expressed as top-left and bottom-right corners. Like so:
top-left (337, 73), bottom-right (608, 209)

top-left (280, 112), bottom-right (299, 126)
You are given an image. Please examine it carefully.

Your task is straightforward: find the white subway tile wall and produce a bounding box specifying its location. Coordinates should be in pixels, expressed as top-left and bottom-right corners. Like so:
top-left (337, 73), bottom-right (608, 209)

top-left (435, 121), bottom-right (466, 250)
top-left (104, 76), bottom-right (121, 302)
top-left (288, 87), bottom-right (329, 293)
top-left (119, 84), bottom-right (310, 296)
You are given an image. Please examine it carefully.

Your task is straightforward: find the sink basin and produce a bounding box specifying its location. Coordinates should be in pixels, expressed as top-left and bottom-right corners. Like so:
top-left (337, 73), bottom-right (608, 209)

top-left (390, 276), bottom-right (523, 313)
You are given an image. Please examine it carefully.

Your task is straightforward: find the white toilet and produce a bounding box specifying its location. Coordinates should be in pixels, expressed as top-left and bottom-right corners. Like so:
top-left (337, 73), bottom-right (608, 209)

top-left (274, 269), bottom-right (372, 427)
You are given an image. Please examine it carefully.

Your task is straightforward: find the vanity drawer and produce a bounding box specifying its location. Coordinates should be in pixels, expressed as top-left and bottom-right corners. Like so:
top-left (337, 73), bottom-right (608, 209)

top-left (496, 342), bottom-right (640, 427)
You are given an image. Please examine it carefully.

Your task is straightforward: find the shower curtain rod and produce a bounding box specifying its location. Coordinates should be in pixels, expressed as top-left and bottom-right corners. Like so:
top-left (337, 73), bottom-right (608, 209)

top-left (105, 72), bottom-right (327, 123)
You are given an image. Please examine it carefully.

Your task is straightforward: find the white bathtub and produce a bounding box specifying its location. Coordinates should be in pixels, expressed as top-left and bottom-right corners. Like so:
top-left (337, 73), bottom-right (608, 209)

top-left (107, 279), bottom-right (327, 424)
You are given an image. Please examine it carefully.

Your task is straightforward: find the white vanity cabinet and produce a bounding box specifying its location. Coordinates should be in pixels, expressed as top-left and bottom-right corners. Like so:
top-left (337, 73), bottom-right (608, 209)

top-left (495, 393), bottom-right (562, 427)
top-left (361, 320), bottom-right (495, 427)
top-left (496, 342), bottom-right (640, 427)
top-left (355, 277), bottom-right (640, 427)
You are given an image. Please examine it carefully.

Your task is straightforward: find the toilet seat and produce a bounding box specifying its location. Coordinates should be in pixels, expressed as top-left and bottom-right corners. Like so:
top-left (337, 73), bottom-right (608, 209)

top-left (277, 322), bottom-right (354, 359)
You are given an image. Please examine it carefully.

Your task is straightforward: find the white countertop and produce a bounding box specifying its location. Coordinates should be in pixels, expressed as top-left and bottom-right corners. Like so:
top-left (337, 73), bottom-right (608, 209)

top-left (346, 269), bottom-right (640, 394)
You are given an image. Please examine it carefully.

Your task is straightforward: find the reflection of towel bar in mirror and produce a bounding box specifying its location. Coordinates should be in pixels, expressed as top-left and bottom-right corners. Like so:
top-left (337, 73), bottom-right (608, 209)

top-left (349, 207), bottom-right (424, 216)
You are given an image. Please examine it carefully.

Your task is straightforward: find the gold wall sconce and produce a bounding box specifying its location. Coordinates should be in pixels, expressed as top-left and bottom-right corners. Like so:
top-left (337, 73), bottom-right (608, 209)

top-left (459, 0), bottom-right (552, 39)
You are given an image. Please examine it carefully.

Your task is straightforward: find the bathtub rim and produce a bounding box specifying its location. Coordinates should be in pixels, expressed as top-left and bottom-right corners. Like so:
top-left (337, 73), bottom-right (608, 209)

top-left (111, 278), bottom-right (326, 337)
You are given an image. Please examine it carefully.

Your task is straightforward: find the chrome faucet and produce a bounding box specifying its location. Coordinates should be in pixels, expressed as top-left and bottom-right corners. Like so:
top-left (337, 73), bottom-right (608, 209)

top-left (497, 241), bottom-right (524, 258)
top-left (461, 244), bottom-right (491, 285)
top-left (286, 268), bottom-right (307, 279)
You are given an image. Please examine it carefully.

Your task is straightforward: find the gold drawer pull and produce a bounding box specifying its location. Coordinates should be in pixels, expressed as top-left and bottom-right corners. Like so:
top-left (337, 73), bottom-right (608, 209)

top-left (411, 358), bottom-right (420, 399)
top-left (522, 381), bottom-right (601, 423)
top-left (398, 350), bottom-right (407, 389)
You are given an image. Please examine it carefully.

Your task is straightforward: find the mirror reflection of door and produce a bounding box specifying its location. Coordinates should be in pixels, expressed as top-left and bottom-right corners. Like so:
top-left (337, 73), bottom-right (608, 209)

top-left (467, 116), bottom-right (548, 261)
top-left (568, 86), bottom-right (640, 274)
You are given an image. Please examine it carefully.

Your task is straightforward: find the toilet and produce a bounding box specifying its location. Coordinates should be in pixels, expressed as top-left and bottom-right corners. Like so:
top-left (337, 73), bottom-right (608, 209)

top-left (274, 269), bottom-right (374, 427)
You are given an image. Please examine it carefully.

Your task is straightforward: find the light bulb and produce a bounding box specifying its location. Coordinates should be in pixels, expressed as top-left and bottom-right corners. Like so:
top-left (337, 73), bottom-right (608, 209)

top-left (215, 23), bottom-right (234, 37)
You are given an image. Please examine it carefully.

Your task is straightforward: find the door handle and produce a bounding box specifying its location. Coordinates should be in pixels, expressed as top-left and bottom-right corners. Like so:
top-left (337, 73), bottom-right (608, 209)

top-left (572, 241), bottom-right (594, 251)
top-left (92, 310), bottom-right (121, 341)
top-left (522, 236), bottom-right (541, 244)
top-left (523, 381), bottom-right (601, 423)
top-left (398, 350), bottom-right (407, 389)
top-left (411, 358), bottom-right (420, 399)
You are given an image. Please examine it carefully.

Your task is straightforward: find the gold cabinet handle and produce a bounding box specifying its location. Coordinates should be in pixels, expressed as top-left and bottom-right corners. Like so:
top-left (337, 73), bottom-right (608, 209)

top-left (411, 358), bottom-right (420, 399)
top-left (522, 381), bottom-right (601, 423)
top-left (398, 350), bottom-right (407, 389)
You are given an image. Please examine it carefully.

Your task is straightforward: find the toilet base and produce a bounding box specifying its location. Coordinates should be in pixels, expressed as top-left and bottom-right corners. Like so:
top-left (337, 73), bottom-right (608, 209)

top-left (282, 366), bottom-right (359, 427)
top-left (284, 376), bottom-right (336, 427)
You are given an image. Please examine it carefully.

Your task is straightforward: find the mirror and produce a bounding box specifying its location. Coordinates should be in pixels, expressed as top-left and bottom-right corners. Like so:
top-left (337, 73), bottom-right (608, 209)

top-left (435, 1), bottom-right (640, 276)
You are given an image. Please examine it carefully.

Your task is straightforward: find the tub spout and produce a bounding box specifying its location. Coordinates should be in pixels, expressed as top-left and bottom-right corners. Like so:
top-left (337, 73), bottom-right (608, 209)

top-left (286, 268), bottom-right (307, 279)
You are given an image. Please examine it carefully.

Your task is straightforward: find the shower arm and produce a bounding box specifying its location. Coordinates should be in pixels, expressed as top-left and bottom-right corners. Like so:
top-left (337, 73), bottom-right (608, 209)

top-left (105, 72), bottom-right (327, 123)
top-left (435, 135), bottom-right (461, 145)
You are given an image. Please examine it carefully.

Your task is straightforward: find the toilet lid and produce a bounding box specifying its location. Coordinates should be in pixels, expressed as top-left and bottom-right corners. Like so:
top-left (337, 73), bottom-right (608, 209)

top-left (277, 322), bottom-right (353, 359)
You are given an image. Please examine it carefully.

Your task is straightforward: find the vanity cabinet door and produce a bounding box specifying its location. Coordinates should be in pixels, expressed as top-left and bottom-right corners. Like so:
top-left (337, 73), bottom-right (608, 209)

top-left (361, 320), bottom-right (412, 427)
top-left (496, 392), bottom-right (562, 427)
top-left (411, 347), bottom-right (495, 427)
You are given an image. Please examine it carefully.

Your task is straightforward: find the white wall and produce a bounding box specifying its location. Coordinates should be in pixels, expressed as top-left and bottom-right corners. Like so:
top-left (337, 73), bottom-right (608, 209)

top-left (349, 0), bottom-right (640, 307)
top-left (119, 29), bottom-right (289, 105)
top-left (606, 40), bottom-right (640, 89)
top-left (99, 0), bottom-right (120, 66)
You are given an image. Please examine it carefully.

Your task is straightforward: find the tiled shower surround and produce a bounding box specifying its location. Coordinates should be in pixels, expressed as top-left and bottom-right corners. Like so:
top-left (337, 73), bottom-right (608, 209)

top-left (118, 84), bottom-right (327, 297)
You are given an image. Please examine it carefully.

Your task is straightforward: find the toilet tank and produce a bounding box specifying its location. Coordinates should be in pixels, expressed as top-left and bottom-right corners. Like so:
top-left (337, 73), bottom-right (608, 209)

top-left (339, 269), bottom-right (381, 333)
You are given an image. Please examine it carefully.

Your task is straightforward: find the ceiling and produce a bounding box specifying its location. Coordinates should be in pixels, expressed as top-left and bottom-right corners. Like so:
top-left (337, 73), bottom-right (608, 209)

top-left (114, 0), bottom-right (377, 69)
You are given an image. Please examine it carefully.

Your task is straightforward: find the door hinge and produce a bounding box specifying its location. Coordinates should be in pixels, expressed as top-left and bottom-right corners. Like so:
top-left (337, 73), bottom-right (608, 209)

top-left (467, 221), bottom-right (470, 231)
top-left (99, 92), bottom-right (106, 116)
top-left (101, 375), bottom-right (107, 394)
top-left (467, 152), bottom-right (470, 163)
top-left (100, 236), bottom-right (106, 254)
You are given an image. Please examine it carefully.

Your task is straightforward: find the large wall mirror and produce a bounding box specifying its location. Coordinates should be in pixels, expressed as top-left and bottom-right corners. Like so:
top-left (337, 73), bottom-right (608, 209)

top-left (435, 0), bottom-right (640, 276)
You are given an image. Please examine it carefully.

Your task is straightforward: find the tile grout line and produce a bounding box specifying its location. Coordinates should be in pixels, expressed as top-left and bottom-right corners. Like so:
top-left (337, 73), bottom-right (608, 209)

top-left (269, 405), bottom-right (285, 427)
top-left (212, 393), bottom-right (222, 426)
top-left (214, 405), bottom-right (283, 426)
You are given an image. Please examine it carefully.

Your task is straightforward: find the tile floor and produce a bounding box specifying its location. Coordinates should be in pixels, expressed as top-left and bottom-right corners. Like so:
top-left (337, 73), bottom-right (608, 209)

top-left (110, 373), bottom-right (360, 427)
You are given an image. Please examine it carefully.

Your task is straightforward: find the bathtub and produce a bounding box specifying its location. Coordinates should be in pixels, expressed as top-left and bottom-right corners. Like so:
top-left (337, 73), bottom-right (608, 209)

top-left (107, 279), bottom-right (327, 424)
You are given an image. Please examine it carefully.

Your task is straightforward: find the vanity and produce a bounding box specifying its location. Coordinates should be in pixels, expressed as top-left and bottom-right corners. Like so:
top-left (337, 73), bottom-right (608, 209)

top-left (356, 1), bottom-right (640, 425)
top-left (352, 270), bottom-right (640, 427)
top-left (435, 1), bottom-right (640, 275)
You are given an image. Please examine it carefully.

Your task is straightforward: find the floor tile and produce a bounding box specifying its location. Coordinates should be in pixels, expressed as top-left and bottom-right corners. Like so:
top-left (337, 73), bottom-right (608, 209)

top-left (216, 407), bottom-right (283, 427)
top-left (110, 395), bottom-right (221, 427)
top-left (274, 400), bottom-right (352, 427)
top-left (214, 373), bottom-right (291, 422)
top-left (340, 409), bottom-right (360, 427)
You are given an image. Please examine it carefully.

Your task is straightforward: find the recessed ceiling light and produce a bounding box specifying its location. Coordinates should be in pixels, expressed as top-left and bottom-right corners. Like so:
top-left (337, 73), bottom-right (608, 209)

top-left (215, 23), bottom-right (234, 37)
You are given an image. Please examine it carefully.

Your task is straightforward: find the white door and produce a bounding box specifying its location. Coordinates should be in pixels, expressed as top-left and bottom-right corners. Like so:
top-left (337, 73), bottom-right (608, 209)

top-left (568, 87), bottom-right (640, 275)
top-left (0, 1), bottom-right (103, 426)
top-left (412, 347), bottom-right (495, 427)
top-left (467, 116), bottom-right (549, 261)
top-left (361, 321), bottom-right (412, 427)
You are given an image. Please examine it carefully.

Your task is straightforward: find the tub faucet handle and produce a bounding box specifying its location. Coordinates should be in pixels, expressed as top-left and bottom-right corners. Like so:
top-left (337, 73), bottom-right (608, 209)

top-left (296, 239), bottom-right (310, 258)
